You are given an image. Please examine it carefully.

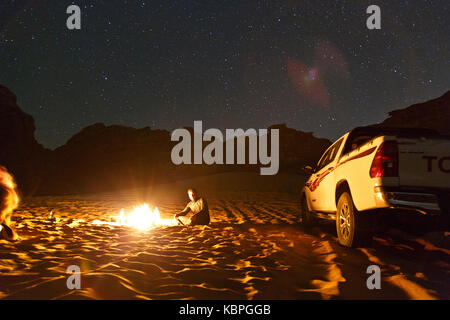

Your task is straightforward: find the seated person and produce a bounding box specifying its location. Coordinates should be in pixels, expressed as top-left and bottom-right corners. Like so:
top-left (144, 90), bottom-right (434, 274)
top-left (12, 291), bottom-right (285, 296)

top-left (175, 188), bottom-right (210, 226)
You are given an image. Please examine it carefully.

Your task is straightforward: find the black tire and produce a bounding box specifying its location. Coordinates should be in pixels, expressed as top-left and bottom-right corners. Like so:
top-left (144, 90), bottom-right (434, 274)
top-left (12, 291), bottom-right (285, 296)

top-left (336, 192), bottom-right (373, 247)
top-left (301, 195), bottom-right (316, 226)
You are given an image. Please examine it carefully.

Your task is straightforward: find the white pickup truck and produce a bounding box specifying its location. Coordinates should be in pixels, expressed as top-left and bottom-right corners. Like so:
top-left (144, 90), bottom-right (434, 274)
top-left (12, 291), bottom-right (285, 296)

top-left (301, 126), bottom-right (450, 247)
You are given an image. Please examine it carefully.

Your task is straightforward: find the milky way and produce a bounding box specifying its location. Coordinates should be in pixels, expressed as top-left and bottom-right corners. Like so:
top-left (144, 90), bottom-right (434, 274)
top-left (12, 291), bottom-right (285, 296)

top-left (0, 0), bottom-right (448, 149)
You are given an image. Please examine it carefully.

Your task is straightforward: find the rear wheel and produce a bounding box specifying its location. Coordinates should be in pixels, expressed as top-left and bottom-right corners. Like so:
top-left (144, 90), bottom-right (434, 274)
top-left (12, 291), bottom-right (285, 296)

top-left (336, 192), bottom-right (373, 247)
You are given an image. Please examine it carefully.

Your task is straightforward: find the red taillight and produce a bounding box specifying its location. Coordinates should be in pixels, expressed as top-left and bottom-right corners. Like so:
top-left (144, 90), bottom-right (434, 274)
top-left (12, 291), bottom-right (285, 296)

top-left (370, 141), bottom-right (398, 178)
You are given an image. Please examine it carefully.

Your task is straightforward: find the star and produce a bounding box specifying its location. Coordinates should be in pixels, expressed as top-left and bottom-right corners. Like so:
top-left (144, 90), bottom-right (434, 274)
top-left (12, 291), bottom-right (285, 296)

top-left (0, 1), bottom-right (446, 149)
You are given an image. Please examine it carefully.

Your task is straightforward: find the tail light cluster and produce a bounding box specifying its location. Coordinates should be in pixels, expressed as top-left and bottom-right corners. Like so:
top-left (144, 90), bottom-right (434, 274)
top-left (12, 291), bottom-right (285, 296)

top-left (370, 141), bottom-right (399, 178)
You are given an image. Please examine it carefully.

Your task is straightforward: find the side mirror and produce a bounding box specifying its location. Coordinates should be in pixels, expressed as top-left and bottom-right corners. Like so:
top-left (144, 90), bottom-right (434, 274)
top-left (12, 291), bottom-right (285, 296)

top-left (302, 165), bottom-right (314, 175)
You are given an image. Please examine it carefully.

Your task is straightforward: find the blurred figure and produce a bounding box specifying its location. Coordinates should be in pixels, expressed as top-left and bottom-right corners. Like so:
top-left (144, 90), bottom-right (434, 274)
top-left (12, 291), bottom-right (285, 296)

top-left (0, 165), bottom-right (19, 241)
top-left (175, 188), bottom-right (210, 226)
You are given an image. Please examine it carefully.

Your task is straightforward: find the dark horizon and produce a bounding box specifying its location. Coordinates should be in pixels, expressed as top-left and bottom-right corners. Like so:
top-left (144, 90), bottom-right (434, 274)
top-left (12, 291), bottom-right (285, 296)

top-left (4, 86), bottom-right (449, 151)
top-left (1, 1), bottom-right (448, 149)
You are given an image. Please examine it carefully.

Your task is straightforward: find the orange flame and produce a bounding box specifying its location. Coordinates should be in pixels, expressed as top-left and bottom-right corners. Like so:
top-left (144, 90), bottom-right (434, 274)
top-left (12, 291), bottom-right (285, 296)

top-left (92, 204), bottom-right (176, 230)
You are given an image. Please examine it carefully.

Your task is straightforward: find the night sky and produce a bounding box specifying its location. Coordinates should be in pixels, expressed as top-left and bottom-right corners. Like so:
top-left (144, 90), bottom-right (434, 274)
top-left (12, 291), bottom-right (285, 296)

top-left (0, 0), bottom-right (448, 149)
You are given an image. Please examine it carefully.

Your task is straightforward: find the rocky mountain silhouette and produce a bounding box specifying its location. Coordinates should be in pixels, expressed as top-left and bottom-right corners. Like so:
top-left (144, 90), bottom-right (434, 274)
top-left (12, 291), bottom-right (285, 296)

top-left (0, 85), bottom-right (49, 194)
top-left (0, 85), bottom-right (330, 194)
top-left (1, 85), bottom-right (448, 195)
top-left (378, 91), bottom-right (450, 134)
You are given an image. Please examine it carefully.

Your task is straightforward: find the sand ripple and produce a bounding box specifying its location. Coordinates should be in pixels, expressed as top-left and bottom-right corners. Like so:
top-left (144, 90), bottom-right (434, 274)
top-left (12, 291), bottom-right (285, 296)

top-left (1, 184), bottom-right (449, 299)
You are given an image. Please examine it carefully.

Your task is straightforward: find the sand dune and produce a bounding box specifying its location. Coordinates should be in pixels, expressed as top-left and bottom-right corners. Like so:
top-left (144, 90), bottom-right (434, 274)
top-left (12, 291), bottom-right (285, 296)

top-left (0, 172), bottom-right (449, 299)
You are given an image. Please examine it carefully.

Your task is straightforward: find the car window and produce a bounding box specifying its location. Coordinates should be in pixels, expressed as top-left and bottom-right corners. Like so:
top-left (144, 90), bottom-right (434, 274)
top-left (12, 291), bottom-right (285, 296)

top-left (316, 138), bottom-right (343, 171)
top-left (316, 149), bottom-right (332, 172)
top-left (329, 138), bottom-right (343, 161)
top-left (342, 134), bottom-right (374, 155)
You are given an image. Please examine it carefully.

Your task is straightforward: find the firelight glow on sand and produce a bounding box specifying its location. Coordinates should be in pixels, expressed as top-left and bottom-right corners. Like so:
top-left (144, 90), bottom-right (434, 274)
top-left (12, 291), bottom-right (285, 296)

top-left (92, 204), bottom-right (176, 230)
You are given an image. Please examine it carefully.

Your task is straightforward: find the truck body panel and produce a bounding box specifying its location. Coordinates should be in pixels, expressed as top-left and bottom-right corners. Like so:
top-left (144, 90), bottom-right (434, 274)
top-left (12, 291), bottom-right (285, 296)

top-left (302, 126), bottom-right (450, 217)
top-left (397, 138), bottom-right (450, 188)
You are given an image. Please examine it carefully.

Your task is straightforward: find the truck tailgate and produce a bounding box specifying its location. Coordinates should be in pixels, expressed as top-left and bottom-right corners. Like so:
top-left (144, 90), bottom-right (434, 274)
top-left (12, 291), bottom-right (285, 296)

top-left (398, 138), bottom-right (450, 188)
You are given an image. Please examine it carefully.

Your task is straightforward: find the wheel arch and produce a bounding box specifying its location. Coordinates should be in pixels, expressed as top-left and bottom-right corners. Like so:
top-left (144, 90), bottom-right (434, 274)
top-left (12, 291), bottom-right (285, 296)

top-left (335, 180), bottom-right (351, 206)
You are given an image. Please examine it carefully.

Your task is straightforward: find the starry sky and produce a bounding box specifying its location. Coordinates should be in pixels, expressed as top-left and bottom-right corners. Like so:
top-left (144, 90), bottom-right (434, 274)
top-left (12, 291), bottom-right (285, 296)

top-left (0, 0), bottom-right (449, 149)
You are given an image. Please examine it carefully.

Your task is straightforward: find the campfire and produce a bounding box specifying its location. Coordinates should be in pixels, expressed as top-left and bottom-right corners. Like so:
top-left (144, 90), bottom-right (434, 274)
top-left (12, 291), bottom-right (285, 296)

top-left (92, 204), bottom-right (176, 230)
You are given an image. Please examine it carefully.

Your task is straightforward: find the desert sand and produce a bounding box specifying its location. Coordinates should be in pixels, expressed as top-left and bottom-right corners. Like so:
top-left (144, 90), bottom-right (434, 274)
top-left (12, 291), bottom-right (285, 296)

top-left (0, 172), bottom-right (449, 300)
